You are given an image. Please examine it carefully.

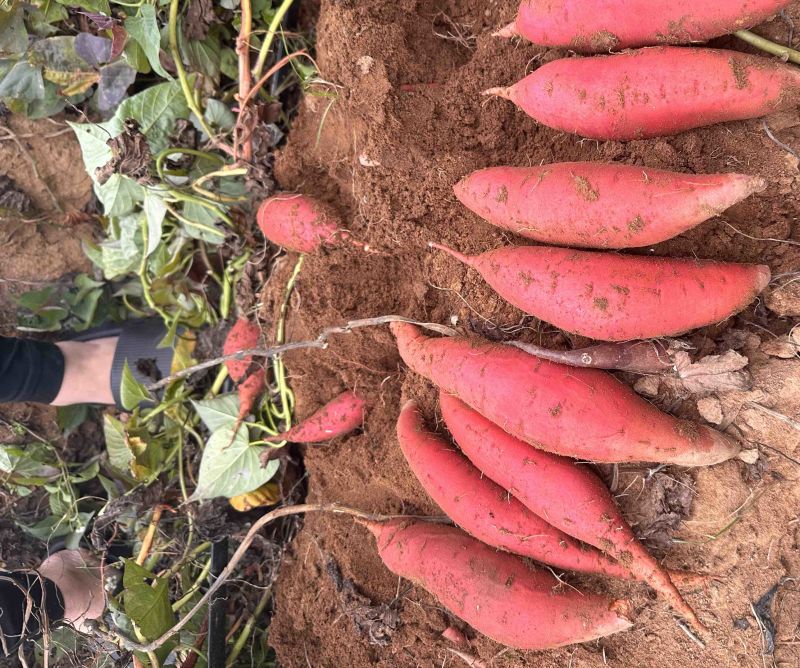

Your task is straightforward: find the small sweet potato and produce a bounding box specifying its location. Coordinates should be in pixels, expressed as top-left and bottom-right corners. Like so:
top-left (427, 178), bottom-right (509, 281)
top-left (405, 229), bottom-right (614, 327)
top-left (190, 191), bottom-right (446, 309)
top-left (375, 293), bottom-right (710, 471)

top-left (223, 318), bottom-right (265, 419)
top-left (365, 519), bottom-right (633, 649)
top-left (269, 390), bottom-right (367, 443)
top-left (257, 193), bottom-right (368, 254)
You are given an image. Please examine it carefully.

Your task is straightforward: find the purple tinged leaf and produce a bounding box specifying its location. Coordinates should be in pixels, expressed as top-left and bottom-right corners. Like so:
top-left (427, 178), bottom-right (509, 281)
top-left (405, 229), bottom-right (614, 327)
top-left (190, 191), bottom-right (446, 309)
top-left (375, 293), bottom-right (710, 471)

top-left (75, 33), bottom-right (112, 66)
top-left (78, 12), bottom-right (116, 30)
top-left (97, 61), bottom-right (136, 112)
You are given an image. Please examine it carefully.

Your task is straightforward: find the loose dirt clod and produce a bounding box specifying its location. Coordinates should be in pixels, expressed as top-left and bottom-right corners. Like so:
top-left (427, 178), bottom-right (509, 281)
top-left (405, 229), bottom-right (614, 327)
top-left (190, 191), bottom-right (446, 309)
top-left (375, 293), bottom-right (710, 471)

top-left (326, 557), bottom-right (401, 646)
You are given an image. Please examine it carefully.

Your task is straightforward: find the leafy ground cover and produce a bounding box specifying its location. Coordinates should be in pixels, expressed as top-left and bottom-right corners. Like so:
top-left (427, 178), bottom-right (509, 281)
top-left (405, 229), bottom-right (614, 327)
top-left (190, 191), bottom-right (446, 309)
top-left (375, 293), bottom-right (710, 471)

top-left (0, 0), bottom-right (321, 665)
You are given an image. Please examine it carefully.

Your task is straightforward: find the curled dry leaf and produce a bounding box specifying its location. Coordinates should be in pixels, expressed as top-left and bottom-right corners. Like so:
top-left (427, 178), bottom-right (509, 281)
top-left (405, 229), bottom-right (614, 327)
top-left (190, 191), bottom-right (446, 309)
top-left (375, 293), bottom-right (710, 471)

top-left (671, 350), bottom-right (752, 396)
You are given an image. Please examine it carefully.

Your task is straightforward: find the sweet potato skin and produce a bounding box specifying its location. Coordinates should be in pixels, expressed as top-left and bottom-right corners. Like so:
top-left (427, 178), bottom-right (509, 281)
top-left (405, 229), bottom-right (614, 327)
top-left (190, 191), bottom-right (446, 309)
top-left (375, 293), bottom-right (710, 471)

top-left (438, 393), bottom-right (703, 631)
top-left (434, 244), bottom-right (770, 341)
top-left (223, 318), bottom-right (265, 419)
top-left (508, 1), bottom-right (792, 51)
top-left (495, 47), bottom-right (800, 140)
top-left (454, 163), bottom-right (766, 249)
top-left (391, 322), bottom-right (743, 466)
top-left (366, 519), bottom-right (633, 649)
top-left (274, 390), bottom-right (366, 443)
top-left (396, 400), bottom-right (633, 579)
top-left (257, 193), bottom-right (342, 253)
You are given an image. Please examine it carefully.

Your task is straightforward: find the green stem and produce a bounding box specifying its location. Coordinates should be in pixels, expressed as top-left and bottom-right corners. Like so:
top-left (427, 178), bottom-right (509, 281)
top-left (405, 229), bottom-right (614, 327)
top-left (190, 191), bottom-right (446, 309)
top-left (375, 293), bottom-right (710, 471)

top-left (735, 29), bottom-right (800, 65)
top-left (271, 255), bottom-right (303, 426)
top-left (163, 541), bottom-right (212, 581)
top-left (207, 365), bottom-right (229, 398)
top-left (138, 219), bottom-right (173, 323)
top-left (172, 556), bottom-right (213, 611)
top-left (225, 584), bottom-right (273, 667)
top-left (251, 0), bottom-right (296, 81)
top-left (168, 0), bottom-right (219, 142)
top-left (154, 148), bottom-right (224, 183)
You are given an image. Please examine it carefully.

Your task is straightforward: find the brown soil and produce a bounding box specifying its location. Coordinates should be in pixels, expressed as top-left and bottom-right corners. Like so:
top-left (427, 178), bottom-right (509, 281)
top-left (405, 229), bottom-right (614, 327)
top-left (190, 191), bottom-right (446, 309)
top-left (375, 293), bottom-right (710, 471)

top-left (263, 1), bottom-right (800, 667)
top-left (0, 116), bottom-right (94, 454)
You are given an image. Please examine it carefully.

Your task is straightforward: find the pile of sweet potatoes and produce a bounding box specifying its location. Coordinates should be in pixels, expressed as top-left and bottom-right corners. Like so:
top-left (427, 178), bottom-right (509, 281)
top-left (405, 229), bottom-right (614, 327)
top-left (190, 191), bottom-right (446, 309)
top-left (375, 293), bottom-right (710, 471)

top-left (367, 2), bottom-right (783, 654)
top-left (251, 0), bottom-right (787, 656)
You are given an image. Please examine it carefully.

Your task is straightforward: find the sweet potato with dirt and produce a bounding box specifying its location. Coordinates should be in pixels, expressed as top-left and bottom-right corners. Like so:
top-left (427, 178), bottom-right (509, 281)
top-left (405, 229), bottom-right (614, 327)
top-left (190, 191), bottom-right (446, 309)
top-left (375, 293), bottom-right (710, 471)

top-left (269, 390), bottom-right (366, 443)
top-left (391, 322), bottom-right (752, 466)
top-left (257, 193), bottom-right (369, 254)
top-left (439, 393), bottom-right (705, 633)
top-left (430, 243), bottom-right (770, 341)
top-left (495, 1), bottom-right (792, 51)
top-left (223, 318), bottom-right (265, 419)
top-left (397, 400), bottom-right (642, 579)
top-left (364, 518), bottom-right (633, 649)
top-left (485, 47), bottom-right (800, 140)
top-left (454, 163), bottom-right (766, 249)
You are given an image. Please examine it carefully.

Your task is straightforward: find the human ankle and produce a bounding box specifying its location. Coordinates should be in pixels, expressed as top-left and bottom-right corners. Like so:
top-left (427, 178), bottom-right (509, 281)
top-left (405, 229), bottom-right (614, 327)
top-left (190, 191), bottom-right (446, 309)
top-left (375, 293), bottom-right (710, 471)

top-left (51, 337), bottom-right (118, 406)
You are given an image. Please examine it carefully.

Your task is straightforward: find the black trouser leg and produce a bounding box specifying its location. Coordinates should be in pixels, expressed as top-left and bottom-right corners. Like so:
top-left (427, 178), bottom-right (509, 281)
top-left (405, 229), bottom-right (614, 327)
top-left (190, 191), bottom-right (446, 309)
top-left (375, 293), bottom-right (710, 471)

top-left (0, 336), bottom-right (65, 404)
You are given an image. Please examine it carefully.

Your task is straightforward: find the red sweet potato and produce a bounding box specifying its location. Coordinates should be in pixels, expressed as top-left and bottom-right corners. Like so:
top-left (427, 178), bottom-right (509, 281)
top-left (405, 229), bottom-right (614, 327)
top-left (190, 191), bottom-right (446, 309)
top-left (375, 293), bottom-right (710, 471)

top-left (365, 519), bottom-right (633, 649)
top-left (257, 193), bottom-right (369, 254)
top-left (439, 393), bottom-right (705, 633)
top-left (496, 1), bottom-right (792, 51)
top-left (397, 400), bottom-right (638, 580)
top-left (454, 163), bottom-right (766, 249)
top-left (223, 318), bottom-right (265, 419)
top-left (485, 47), bottom-right (800, 140)
top-left (391, 322), bottom-right (750, 466)
top-left (269, 390), bottom-right (366, 443)
top-left (430, 243), bottom-right (770, 341)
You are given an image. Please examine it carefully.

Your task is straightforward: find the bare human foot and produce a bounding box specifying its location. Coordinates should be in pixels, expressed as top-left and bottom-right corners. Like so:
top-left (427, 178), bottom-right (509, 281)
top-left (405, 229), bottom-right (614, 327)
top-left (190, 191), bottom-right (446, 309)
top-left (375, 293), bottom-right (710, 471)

top-left (51, 337), bottom-right (118, 406)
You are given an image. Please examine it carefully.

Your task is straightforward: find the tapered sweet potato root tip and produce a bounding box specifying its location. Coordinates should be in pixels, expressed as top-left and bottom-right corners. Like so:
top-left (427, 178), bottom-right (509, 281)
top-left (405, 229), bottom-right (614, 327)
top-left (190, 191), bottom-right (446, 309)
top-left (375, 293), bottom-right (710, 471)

top-left (755, 265), bottom-right (772, 293)
top-left (610, 599), bottom-right (634, 625)
top-left (738, 448), bottom-right (760, 464)
top-left (492, 21), bottom-right (518, 39)
top-left (356, 518), bottom-right (384, 538)
top-left (482, 86), bottom-right (512, 100)
top-left (429, 242), bottom-right (474, 267)
top-left (746, 175), bottom-right (768, 195)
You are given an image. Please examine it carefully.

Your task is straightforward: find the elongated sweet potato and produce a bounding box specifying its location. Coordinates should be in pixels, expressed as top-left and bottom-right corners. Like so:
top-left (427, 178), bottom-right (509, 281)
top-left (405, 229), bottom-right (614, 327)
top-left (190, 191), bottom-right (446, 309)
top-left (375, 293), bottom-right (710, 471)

top-left (365, 519), bottom-right (633, 649)
top-left (485, 47), bottom-right (800, 140)
top-left (496, 1), bottom-right (792, 51)
top-left (454, 163), bottom-right (766, 249)
top-left (397, 400), bottom-right (642, 580)
top-left (439, 393), bottom-right (704, 632)
top-left (430, 243), bottom-right (770, 341)
top-left (268, 390), bottom-right (367, 443)
top-left (391, 322), bottom-right (751, 466)
top-left (257, 193), bottom-right (370, 254)
top-left (223, 318), bottom-right (265, 420)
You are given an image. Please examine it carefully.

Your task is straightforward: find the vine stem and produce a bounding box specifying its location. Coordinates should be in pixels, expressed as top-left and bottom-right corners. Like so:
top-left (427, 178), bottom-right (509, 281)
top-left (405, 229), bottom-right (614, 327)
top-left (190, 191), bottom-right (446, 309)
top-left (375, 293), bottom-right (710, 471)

top-left (251, 0), bottom-right (296, 81)
top-left (144, 315), bottom-right (457, 392)
top-left (168, 0), bottom-right (234, 155)
top-left (135, 506), bottom-right (166, 566)
top-left (236, 0), bottom-right (254, 161)
top-left (106, 504), bottom-right (446, 653)
top-left (735, 29), bottom-right (800, 64)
